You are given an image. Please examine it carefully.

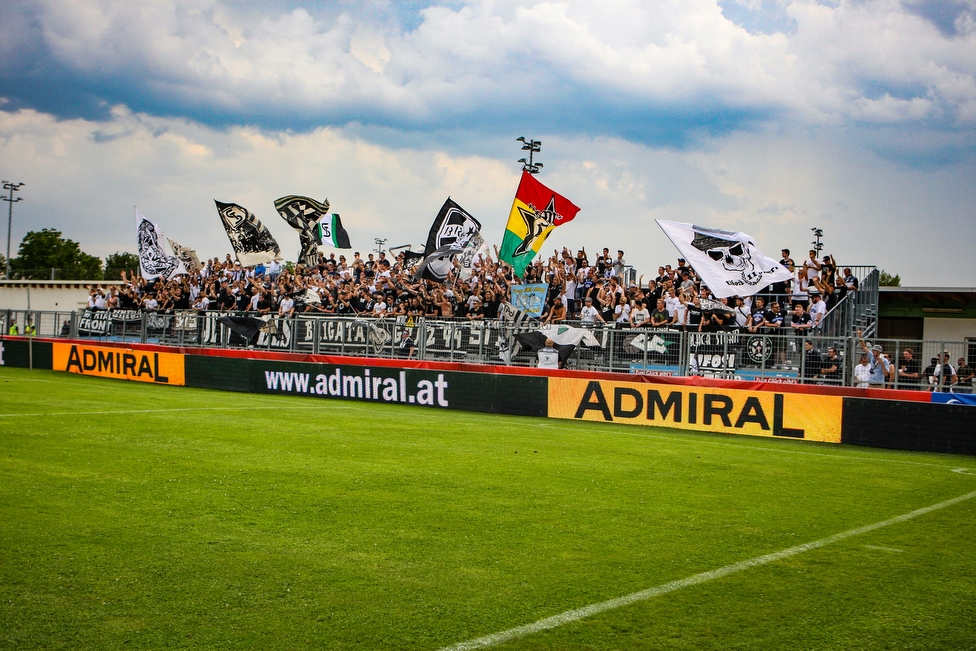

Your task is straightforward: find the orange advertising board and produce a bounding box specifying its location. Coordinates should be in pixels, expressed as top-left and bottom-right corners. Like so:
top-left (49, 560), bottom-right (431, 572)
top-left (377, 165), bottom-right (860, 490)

top-left (53, 343), bottom-right (185, 386)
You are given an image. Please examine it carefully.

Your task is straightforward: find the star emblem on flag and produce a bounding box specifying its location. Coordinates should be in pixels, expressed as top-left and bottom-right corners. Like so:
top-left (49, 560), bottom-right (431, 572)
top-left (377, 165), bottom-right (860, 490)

top-left (514, 196), bottom-right (560, 257)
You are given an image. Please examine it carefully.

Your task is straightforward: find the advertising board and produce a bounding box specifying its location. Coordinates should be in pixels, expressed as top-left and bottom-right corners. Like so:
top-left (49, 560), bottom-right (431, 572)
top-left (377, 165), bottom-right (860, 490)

top-left (548, 377), bottom-right (842, 443)
top-left (52, 342), bottom-right (185, 385)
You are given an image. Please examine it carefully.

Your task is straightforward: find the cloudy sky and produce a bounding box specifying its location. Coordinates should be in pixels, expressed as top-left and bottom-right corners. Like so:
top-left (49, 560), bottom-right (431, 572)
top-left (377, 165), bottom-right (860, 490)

top-left (1, 0), bottom-right (974, 285)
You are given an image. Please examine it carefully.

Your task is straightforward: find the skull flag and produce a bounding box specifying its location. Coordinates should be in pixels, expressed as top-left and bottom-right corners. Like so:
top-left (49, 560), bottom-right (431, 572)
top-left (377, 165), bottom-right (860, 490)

top-left (135, 209), bottom-right (187, 280)
top-left (655, 220), bottom-right (792, 299)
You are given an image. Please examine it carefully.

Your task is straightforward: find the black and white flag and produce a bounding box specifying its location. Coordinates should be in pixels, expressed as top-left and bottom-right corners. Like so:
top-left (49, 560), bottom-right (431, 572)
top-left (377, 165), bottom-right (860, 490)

top-left (274, 195), bottom-right (350, 268)
top-left (497, 302), bottom-right (537, 364)
top-left (167, 238), bottom-right (201, 274)
top-left (215, 200), bottom-right (282, 266)
top-left (457, 232), bottom-right (491, 281)
top-left (656, 220), bottom-right (791, 299)
top-left (515, 324), bottom-right (602, 367)
top-left (401, 249), bottom-right (424, 273)
top-left (135, 209), bottom-right (186, 280)
top-left (413, 198), bottom-right (482, 284)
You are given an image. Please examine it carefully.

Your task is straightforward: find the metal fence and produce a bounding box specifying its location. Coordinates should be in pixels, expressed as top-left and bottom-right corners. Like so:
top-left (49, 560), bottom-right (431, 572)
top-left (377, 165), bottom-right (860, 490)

top-left (3, 308), bottom-right (972, 391)
top-left (820, 266), bottom-right (880, 338)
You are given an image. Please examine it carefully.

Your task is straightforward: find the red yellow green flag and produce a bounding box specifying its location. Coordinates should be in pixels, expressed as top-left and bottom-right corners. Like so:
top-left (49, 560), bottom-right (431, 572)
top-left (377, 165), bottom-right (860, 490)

top-left (499, 171), bottom-right (580, 277)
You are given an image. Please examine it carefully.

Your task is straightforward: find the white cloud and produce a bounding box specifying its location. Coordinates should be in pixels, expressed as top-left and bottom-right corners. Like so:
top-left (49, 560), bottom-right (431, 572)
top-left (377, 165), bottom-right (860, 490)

top-left (1, 1), bottom-right (972, 289)
top-left (1, 106), bottom-right (972, 285)
top-left (21, 0), bottom-right (975, 135)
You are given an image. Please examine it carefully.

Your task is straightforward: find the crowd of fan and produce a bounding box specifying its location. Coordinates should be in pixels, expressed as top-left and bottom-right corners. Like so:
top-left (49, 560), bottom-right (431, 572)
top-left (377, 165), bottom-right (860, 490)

top-left (60, 243), bottom-right (975, 391)
top-left (89, 246), bottom-right (857, 332)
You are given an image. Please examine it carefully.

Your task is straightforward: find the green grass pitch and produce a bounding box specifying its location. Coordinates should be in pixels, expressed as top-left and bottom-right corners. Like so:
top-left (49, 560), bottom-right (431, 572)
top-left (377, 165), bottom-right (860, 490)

top-left (1, 366), bottom-right (975, 650)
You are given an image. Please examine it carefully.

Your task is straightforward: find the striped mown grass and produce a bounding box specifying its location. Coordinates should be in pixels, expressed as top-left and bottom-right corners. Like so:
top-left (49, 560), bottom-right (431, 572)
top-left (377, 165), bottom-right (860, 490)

top-left (1, 367), bottom-right (974, 650)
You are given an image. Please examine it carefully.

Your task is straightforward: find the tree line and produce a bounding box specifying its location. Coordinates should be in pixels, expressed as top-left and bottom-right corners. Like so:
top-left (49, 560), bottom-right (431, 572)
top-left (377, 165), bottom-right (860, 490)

top-left (1, 228), bottom-right (139, 281)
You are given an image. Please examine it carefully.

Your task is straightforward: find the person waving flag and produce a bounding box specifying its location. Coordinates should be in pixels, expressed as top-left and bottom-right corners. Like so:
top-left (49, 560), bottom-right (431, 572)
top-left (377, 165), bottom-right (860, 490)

top-left (499, 171), bottom-right (580, 277)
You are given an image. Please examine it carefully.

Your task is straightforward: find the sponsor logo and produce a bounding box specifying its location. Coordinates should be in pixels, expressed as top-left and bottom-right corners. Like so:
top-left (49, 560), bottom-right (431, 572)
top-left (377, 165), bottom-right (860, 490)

top-left (630, 366), bottom-right (677, 377)
top-left (263, 368), bottom-right (450, 407)
top-left (548, 378), bottom-right (842, 443)
top-left (53, 343), bottom-right (185, 385)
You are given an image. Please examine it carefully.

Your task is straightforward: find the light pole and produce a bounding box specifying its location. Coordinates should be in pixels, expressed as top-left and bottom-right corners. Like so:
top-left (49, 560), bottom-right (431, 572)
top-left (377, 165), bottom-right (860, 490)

top-left (811, 227), bottom-right (824, 255)
top-left (373, 238), bottom-right (387, 256)
top-left (3, 181), bottom-right (24, 279)
top-left (516, 137), bottom-right (543, 174)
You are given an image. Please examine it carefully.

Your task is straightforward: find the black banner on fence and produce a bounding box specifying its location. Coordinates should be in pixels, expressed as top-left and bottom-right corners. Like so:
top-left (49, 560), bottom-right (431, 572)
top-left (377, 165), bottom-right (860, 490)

top-left (78, 309), bottom-right (143, 336)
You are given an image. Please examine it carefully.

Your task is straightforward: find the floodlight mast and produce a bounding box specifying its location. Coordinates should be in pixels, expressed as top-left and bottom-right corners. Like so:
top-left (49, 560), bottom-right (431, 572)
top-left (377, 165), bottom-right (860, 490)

top-left (516, 137), bottom-right (543, 174)
top-left (3, 181), bottom-right (25, 279)
top-left (811, 227), bottom-right (824, 254)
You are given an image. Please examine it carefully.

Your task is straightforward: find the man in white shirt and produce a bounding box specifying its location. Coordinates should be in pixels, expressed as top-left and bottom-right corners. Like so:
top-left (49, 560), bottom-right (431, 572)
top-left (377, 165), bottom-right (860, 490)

top-left (579, 297), bottom-right (604, 325)
top-left (853, 353), bottom-right (872, 388)
top-left (372, 293), bottom-right (387, 317)
top-left (664, 288), bottom-right (680, 317)
top-left (613, 250), bottom-right (627, 278)
top-left (267, 259), bottom-right (281, 280)
top-left (808, 290), bottom-right (827, 327)
top-left (802, 249), bottom-right (821, 283)
top-left (278, 295), bottom-right (295, 318)
top-left (733, 297), bottom-right (751, 329)
top-left (631, 300), bottom-right (651, 327)
top-left (537, 339), bottom-right (560, 369)
top-left (931, 352), bottom-right (958, 392)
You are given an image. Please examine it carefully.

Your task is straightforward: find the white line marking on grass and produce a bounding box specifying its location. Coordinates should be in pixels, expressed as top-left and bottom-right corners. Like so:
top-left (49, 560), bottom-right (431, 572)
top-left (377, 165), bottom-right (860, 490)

top-left (952, 468), bottom-right (976, 476)
top-left (438, 489), bottom-right (976, 651)
top-left (0, 405), bottom-right (365, 418)
top-left (0, 403), bottom-right (370, 418)
top-left (0, 407), bottom-right (278, 418)
top-left (864, 545), bottom-right (904, 553)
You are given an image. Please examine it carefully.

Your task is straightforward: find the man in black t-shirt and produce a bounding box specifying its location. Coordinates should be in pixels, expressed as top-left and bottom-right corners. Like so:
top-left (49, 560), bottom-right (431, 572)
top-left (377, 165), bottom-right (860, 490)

top-left (655, 266), bottom-right (670, 287)
top-left (817, 347), bottom-right (841, 383)
top-left (802, 340), bottom-right (821, 379)
top-left (746, 297), bottom-right (766, 334)
top-left (218, 287), bottom-right (237, 311)
top-left (956, 358), bottom-right (974, 394)
top-left (789, 304), bottom-right (812, 332)
top-left (897, 348), bottom-right (922, 388)
top-left (762, 302), bottom-right (784, 333)
top-left (780, 249), bottom-right (795, 270)
top-left (762, 302), bottom-right (786, 366)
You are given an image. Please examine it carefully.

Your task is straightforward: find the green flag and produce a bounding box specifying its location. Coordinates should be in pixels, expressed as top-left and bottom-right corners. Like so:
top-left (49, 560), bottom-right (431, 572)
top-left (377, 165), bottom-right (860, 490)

top-left (315, 214), bottom-right (351, 249)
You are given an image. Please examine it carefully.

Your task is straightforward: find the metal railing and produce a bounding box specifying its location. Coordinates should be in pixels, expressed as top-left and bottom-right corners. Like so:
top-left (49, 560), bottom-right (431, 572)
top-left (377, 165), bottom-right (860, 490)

top-left (3, 308), bottom-right (971, 391)
top-left (827, 265), bottom-right (879, 338)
